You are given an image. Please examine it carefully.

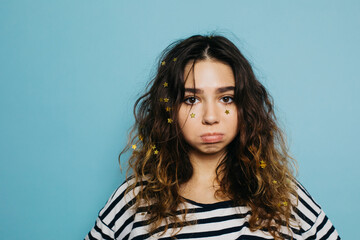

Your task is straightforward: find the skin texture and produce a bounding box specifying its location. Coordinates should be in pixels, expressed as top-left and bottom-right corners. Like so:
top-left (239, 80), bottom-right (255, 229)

top-left (178, 59), bottom-right (239, 203)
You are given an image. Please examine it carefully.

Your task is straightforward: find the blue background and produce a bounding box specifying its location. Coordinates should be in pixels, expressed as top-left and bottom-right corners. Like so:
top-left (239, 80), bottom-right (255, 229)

top-left (1, 1), bottom-right (358, 239)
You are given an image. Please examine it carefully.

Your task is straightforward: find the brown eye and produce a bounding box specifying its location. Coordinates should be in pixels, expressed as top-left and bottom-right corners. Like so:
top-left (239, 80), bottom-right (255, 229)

top-left (184, 97), bottom-right (199, 105)
top-left (221, 96), bottom-right (234, 103)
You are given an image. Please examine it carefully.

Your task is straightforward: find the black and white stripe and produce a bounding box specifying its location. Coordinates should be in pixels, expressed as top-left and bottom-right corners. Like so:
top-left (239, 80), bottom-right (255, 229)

top-left (85, 180), bottom-right (340, 240)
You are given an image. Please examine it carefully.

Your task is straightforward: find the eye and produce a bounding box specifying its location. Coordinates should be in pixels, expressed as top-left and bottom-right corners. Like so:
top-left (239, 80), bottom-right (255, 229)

top-left (220, 96), bottom-right (234, 103)
top-left (184, 96), bottom-right (199, 105)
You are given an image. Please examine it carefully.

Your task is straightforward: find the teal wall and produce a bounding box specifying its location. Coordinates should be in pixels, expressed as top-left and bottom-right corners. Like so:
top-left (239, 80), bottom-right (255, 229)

top-left (1, 1), bottom-right (358, 239)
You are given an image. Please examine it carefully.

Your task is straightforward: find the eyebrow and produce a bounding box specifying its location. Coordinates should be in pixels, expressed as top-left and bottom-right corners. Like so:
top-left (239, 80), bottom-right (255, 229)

top-left (184, 86), bottom-right (235, 94)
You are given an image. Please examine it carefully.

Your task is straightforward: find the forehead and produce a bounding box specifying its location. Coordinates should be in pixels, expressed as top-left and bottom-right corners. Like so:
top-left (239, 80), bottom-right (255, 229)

top-left (184, 59), bottom-right (235, 88)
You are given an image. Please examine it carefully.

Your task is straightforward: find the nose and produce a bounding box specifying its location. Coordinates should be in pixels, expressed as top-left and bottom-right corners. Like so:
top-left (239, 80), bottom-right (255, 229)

top-left (202, 101), bottom-right (220, 125)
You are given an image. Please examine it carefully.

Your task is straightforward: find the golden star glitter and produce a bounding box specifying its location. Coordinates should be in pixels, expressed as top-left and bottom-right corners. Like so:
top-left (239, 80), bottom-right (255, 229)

top-left (163, 98), bottom-right (169, 103)
top-left (167, 118), bottom-right (173, 123)
top-left (282, 201), bottom-right (288, 207)
top-left (151, 145), bottom-right (156, 150)
top-left (161, 61), bottom-right (166, 66)
top-left (173, 57), bottom-right (177, 62)
top-left (260, 160), bottom-right (267, 168)
top-left (138, 135), bottom-right (143, 141)
top-left (154, 149), bottom-right (159, 155)
top-left (159, 98), bottom-right (163, 102)
top-left (190, 113), bottom-right (195, 118)
top-left (166, 107), bottom-right (171, 112)
top-left (272, 180), bottom-right (278, 184)
top-left (163, 82), bottom-right (168, 87)
top-left (132, 144), bottom-right (137, 150)
top-left (225, 109), bottom-right (230, 115)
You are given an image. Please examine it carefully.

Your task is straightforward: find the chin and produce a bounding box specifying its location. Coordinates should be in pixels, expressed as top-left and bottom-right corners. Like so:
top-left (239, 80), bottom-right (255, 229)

top-left (197, 145), bottom-right (227, 155)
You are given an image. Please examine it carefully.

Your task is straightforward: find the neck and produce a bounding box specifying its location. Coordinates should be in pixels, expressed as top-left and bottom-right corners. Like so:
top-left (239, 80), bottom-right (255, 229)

top-left (188, 149), bottom-right (226, 183)
top-left (179, 149), bottom-right (229, 203)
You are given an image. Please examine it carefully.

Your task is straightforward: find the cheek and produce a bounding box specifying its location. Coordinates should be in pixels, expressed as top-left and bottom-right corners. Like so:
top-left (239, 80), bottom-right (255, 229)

top-left (178, 104), bottom-right (196, 123)
top-left (177, 106), bottom-right (198, 136)
top-left (177, 106), bottom-right (187, 127)
top-left (224, 107), bottom-right (238, 125)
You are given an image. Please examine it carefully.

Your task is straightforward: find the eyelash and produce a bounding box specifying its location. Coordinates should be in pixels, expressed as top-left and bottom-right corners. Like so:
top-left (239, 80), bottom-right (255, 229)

top-left (183, 97), bottom-right (199, 105)
top-left (183, 96), bottom-right (234, 105)
top-left (220, 96), bottom-right (234, 104)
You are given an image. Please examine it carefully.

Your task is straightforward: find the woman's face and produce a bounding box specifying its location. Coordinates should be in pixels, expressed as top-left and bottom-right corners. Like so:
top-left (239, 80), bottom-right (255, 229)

top-left (178, 59), bottom-right (238, 158)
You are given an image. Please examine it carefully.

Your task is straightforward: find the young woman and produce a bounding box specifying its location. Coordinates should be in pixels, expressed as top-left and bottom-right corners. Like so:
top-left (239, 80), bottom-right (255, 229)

top-left (86, 35), bottom-right (340, 239)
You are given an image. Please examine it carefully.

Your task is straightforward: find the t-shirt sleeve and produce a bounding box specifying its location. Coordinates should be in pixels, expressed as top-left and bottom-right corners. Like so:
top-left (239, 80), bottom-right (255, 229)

top-left (85, 180), bottom-right (137, 240)
top-left (294, 181), bottom-right (340, 239)
top-left (85, 218), bottom-right (115, 240)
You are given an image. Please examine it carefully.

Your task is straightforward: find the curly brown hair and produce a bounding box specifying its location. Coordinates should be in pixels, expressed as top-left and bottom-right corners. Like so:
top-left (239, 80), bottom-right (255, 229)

top-left (119, 34), bottom-right (298, 239)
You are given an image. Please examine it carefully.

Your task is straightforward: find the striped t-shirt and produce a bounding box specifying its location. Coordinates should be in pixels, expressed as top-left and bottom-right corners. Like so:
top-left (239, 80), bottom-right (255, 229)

top-left (85, 179), bottom-right (340, 240)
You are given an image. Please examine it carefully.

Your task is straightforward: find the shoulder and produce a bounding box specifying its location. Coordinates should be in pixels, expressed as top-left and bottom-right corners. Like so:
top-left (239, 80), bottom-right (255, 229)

top-left (86, 177), bottom-right (147, 240)
top-left (98, 177), bottom-right (146, 223)
top-left (291, 179), bottom-right (340, 239)
top-left (292, 179), bottom-right (322, 224)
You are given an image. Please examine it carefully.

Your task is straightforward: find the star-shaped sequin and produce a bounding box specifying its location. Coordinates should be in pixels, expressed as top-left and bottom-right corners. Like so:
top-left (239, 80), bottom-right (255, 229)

top-left (190, 113), bottom-right (195, 118)
top-left (167, 118), bottom-right (173, 123)
top-left (161, 61), bottom-right (166, 66)
top-left (225, 109), bottom-right (230, 115)
top-left (163, 82), bottom-right (168, 87)
top-left (166, 107), bottom-right (171, 112)
top-left (154, 149), bottom-right (159, 155)
top-left (173, 57), bottom-right (177, 62)
top-left (132, 144), bottom-right (137, 150)
top-left (260, 160), bottom-right (267, 168)
top-left (163, 98), bottom-right (169, 103)
top-left (138, 135), bottom-right (143, 141)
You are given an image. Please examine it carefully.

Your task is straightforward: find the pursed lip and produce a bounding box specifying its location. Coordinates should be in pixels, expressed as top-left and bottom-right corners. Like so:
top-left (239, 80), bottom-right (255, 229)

top-left (200, 132), bottom-right (224, 143)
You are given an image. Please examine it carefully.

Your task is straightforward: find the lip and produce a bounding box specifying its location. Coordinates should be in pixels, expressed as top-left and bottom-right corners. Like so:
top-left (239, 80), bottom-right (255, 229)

top-left (200, 133), bottom-right (224, 143)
